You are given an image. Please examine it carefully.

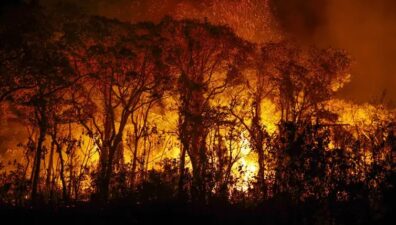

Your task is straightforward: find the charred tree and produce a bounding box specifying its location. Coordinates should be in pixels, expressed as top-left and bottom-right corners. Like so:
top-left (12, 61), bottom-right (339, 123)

top-left (160, 18), bottom-right (252, 203)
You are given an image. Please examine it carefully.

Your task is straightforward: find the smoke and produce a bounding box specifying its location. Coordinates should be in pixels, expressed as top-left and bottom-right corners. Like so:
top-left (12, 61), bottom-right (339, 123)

top-left (269, 0), bottom-right (328, 40)
top-left (21, 0), bottom-right (396, 105)
top-left (42, 0), bottom-right (279, 42)
top-left (269, 0), bottom-right (396, 105)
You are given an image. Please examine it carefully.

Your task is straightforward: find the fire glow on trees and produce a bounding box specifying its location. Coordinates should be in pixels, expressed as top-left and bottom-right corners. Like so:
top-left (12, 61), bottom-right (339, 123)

top-left (0, 1), bottom-right (394, 212)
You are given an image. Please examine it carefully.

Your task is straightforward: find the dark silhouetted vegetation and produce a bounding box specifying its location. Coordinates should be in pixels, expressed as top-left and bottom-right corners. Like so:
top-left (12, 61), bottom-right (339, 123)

top-left (0, 2), bottom-right (394, 225)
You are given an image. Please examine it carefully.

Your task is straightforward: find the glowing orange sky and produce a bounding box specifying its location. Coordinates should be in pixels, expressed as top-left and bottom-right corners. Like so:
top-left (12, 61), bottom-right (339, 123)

top-left (29, 0), bottom-right (396, 106)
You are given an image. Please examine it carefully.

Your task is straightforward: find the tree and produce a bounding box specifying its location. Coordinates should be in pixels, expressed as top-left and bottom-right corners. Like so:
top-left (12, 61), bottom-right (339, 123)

top-left (159, 18), bottom-right (252, 202)
top-left (228, 48), bottom-right (274, 198)
top-left (261, 41), bottom-right (351, 199)
top-left (70, 17), bottom-right (171, 201)
top-left (0, 9), bottom-right (76, 204)
top-left (262, 42), bottom-right (350, 125)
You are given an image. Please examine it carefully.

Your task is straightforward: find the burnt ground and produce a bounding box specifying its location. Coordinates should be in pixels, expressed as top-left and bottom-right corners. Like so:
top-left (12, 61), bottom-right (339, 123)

top-left (0, 195), bottom-right (394, 225)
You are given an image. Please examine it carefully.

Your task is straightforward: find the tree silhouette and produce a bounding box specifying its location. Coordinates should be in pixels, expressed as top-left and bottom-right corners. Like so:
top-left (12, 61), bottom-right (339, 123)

top-left (0, 7), bottom-right (78, 204)
top-left (67, 17), bottom-right (171, 201)
top-left (0, 7), bottom-right (394, 225)
top-left (159, 17), bottom-right (252, 202)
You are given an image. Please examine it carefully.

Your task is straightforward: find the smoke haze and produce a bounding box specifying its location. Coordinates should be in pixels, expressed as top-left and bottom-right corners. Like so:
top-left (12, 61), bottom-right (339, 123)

top-left (41, 0), bottom-right (396, 104)
top-left (270, 0), bottom-right (396, 105)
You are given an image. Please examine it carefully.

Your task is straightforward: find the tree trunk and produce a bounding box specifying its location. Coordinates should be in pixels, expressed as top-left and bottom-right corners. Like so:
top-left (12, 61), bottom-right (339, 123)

top-left (31, 120), bottom-right (47, 204)
top-left (130, 134), bottom-right (139, 190)
top-left (179, 76), bottom-right (208, 204)
top-left (103, 145), bottom-right (117, 201)
top-left (55, 141), bottom-right (68, 202)
top-left (177, 143), bottom-right (187, 200)
top-left (45, 140), bottom-right (55, 202)
top-left (190, 130), bottom-right (208, 204)
top-left (252, 96), bottom-right (266, 197)
top-left (98, 134), bottom-right (123, 201)
top-left (98, 143), bottom-right (109, 202)
top-left (256, 139), bottom-right (266, 195)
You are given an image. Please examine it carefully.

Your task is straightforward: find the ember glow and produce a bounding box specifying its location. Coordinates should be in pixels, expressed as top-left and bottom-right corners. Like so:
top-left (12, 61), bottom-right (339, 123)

top-left (0, 1), bottom-right (395, 225)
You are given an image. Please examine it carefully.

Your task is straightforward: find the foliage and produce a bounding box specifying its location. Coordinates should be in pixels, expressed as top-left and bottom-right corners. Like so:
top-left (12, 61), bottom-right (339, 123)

top-left (0, 5), bottom-right (394, 217)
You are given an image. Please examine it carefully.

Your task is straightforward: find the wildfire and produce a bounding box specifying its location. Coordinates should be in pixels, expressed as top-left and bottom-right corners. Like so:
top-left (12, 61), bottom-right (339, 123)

top-left (0, 3), bottom-right (394, 206)
top-left (234, 132), bottom-right (258, 192)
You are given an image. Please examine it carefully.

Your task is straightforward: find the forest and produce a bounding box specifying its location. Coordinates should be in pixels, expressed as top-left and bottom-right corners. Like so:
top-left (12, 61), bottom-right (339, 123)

top-left (0, 1), bottom-right (395, 225)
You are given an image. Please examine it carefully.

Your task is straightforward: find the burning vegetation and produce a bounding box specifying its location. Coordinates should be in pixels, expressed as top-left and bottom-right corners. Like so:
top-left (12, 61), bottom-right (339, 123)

top-left (0, 1), bottom-right (395, 225)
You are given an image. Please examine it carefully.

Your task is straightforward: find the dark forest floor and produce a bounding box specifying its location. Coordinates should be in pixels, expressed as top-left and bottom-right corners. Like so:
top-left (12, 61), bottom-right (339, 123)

top-left (0, 197), bottom-right (394, 225)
